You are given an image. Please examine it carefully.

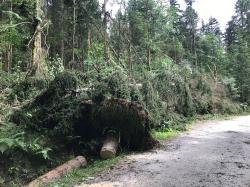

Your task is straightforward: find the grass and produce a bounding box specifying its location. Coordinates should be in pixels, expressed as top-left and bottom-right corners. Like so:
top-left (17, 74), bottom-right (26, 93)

top-left (152, 129), bottom-right (179, 141)
top-left (46, 155), bottom-right (124, 187)
top-left (151, 112), bottom-right (248, 142)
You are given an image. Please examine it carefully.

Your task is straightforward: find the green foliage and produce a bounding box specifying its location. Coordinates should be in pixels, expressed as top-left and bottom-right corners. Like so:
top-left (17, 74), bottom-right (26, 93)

top-left (8, 77), bottom-right (47, 103)
top-left (0, 123), bottom-right (51, 160)
top-left (0, 0), bottom-right (34, 71)
top-left (197, 34), bottom-right (226, 77)
top-left (0, 132), bottom-right (25, 154)
top-left (46, 56), bottom-right (65, 78)
top-left (0, 0), bottom-right (249, 185)
top-left (222, 77), bottom-right (240, 99)
top-left (10, 68), bottom-right (154, 150)
top-left (139, 59), bottom-right (242, 130)
top-left (224, 0), bottom-right (250, 103)
top-left (88, 43), bottom-right (105, 65)
top-left (11, 71), bottom-right (79, 138)
top-left (0, 72), bottom-right (28, 121)
top-left (9, 59), bottom-right (243, 152)
top-left (91, 65), bottom-right (131, 102)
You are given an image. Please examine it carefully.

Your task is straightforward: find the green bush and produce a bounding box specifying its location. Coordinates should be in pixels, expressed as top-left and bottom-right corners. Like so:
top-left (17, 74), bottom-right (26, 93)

top-left (8, 77), bottom-right (47, 103)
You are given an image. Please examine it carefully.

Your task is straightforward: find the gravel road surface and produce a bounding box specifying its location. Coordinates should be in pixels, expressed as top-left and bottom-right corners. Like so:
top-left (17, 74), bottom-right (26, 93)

top-left (79, 116), bottom-right (250, 187)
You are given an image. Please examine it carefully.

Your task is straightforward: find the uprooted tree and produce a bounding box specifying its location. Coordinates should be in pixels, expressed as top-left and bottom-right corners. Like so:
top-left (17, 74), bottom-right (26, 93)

top-left (11, 70), bottom-right (156, 154)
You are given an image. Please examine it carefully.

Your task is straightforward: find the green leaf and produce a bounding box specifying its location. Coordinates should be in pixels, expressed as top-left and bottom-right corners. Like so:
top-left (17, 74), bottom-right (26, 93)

top-left (36, 148), bottom-right (52, 160)
top-left (0, 143), bottom-right (9, 154)
top-left (0, 138), bottom-right (15, 147)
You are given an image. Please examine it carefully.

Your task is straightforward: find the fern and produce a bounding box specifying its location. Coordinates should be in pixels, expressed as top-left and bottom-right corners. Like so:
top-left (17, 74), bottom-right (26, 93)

top-left (0, 124), bottom-right (52, 159)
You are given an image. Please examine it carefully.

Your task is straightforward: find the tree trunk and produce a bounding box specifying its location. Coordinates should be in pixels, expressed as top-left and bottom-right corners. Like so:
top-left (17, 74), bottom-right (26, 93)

top-left (26, 156), bottom-right (87, 187)
top-left (147, 48), bottom-right (151, 70)
top-left (103, 0), bottom-right (109, 65)
top-left (32, 0), bottom-right (45, 76)
top-left (72, 0), bottom-right (76, 67)
top-left (128, 29), bottom-right (132, 76)
top-left (117, 6), bottom-right (122, 63)
top-left (61, 36), bottom-right (64, 64)
top-left (100, 132), bottom-right (119, 159)
top-left (146, 0), bottom-right (151, 70)
top-left (60, 1), bottom-right (65, 65)
top-left (7, 45), bottom-right (12, 73)
top-left (87, 29), bottom-right (91, 72)
top-left (8, 0), bottom-right (13, 74)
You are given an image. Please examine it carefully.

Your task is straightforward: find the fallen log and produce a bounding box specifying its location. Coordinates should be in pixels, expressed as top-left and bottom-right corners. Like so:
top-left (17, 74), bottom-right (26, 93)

top-left (100, 131), bottom-right (119, 159)
top-left (26, 156), bottom-right (87, 187)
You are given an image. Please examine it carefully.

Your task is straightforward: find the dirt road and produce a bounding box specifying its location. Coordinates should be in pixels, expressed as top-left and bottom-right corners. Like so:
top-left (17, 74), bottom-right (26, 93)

top-left (80, 116), bottom-right (250, 187)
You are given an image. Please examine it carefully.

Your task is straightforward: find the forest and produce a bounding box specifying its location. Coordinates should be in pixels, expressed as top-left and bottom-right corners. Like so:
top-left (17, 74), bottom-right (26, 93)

top-left (0, 0), bottom-right (249, 186)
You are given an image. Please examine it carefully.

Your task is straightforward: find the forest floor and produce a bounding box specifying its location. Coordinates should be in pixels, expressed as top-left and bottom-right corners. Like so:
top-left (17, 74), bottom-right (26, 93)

top-left (78, 115), bottom-right (250, 187)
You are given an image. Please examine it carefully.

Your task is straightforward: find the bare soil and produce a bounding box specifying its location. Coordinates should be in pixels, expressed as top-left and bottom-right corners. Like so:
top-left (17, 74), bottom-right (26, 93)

top-left (79, 116), bottom-right (250, 187)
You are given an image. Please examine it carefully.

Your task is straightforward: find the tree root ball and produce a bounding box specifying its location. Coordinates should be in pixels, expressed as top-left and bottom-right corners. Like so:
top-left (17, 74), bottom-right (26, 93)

top-left (76, 98), bottom-right (156, 150)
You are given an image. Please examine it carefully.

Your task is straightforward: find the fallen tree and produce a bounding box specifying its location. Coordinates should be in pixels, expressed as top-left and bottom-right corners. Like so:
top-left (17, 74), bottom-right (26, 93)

top-left (11, 72), bottom-right (155, 153)
top-left (26, 156), bottom-right (87, 187)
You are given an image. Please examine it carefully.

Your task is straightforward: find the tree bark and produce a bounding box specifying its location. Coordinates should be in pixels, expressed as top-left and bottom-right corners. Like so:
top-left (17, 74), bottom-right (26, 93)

top-left (128, 27), bottom-right (132, 76)
top-left (103, 0), bottom-right (110, 65)
top-left (26, 156), bottom-right (87, 187)
top-left (72, 0), bottom-right (76, 67)
top-left (146, 0), bottom-right (151, 70)
top-left (86, 29), bottom-right (91, 72)
top-left (31, 0), bottom-right (45, 76)
top-left (7, 0), bottom-right (13, 74)
top-left (60, 1), bottom-right (65, 65)
top-left (100, 132), bottom-right (119, 159)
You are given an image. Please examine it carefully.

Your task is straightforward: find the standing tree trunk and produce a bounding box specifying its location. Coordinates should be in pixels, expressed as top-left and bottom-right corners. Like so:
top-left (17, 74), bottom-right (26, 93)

top-left (7, 0), bottom-right (13, 74)
top-left (117, 12), bottom-right (121, 63)
top-left (192, 28), bottom-right (198, 68)
top-left (60, 0), bottom-right (65, 64)
top-left (86, 30), bottom-right (91, 72)
top-left (117, 2), bottom-right (123, 64)
top-left (7, 45), bottom-right (12, 74)
top-left (128, 26), bottom-right (132, 76)
top-left (72, 0), bottom-right (76, 68)
top-left (128, 41), bottom-right (132, 76)
top-left (32, 0), bottom-right (45, 76)
top-left (50, 0), bottom-right (64, 65)
top-left (103, 0), bottom-right (109, 65)
top-left (61, 34), bottom-right (64, 64)
top-left (146, 0), bottom-right (151, 70)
